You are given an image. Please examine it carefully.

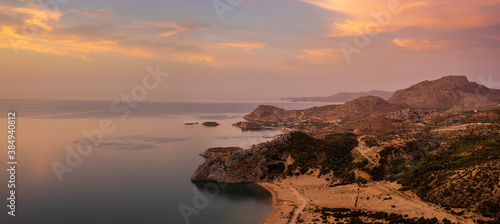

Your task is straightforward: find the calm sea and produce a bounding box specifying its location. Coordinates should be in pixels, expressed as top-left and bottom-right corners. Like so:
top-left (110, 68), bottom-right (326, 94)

top-left (0, 99), bottom-right (331, 224)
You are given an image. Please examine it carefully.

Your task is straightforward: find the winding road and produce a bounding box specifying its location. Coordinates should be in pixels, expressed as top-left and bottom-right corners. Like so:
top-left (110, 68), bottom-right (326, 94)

top-left (289, 188), bottom-right (307, 224)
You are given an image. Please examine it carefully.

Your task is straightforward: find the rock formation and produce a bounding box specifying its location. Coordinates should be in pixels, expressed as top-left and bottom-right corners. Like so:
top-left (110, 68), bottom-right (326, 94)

top-left (191, 133), bottom-right (293, 183)
top-left (202, 122), bottom-right (220, 126)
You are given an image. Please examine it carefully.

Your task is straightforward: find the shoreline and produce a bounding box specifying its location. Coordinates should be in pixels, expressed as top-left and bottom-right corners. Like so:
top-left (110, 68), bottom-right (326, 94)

top-left (258, 183), bottom-right (278, 224)
top-left (258, 182), bottom-right (304, 224)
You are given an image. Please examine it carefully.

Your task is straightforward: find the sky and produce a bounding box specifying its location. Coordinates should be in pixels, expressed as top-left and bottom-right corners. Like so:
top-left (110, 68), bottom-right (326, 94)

top-left (1, 0), bottom-right (500, 101)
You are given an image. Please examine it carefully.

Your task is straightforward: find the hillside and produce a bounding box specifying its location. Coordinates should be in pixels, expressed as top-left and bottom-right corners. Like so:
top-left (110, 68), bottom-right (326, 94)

top-left (283, 90), bottom-right (394, 102)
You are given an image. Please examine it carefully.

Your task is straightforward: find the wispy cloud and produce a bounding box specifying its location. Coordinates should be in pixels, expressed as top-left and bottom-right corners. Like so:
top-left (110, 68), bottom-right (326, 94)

top-left (272, 48), bottom-right (343, 68)
top-left (392, 37), bottom-right (452, 51)
top-left (300, 48), bottom-right (343, 65)
top-left (0, 26), bottom-right (153, 59)
top-left (69, 8), bottom-right (124, 22)
top-left (212, 41), bottom-right (266, 50)
top-left (132, 20), bottom-right (208, 37)
top-left (0, 3), bottom-right (62, 31)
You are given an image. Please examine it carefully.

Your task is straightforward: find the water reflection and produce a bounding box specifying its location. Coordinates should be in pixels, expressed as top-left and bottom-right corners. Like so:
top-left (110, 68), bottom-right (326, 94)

top-left (193, 182), bottom-right (272, 202)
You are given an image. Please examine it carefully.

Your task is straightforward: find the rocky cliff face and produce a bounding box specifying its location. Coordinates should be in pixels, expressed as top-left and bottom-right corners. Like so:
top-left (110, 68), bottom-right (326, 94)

top-left (388, 76), bottom-right (500, 111)
top-left (191, 133), bottom-right (293, 183)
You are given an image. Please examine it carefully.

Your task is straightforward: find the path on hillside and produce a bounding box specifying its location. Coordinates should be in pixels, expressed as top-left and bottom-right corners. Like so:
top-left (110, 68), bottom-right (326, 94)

top-left (353, 136), bottom-right (375, 165)
top-left (289, 188), bottom-right (306, 224)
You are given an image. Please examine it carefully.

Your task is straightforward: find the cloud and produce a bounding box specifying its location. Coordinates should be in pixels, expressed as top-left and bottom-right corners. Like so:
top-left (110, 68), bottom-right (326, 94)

top-left (170, 52), bottom-right (228, 68)
top-left (0, 26), bottom-right (153, 59)
top-left (392, 37), bottom-right (452, 51)
top-left (300, 0), bottom-right (500, 37)
top-left (0, 3), bottom-right (62, 31)
top-left (53, 24), bottom-right (115, 40)
top-left (69, 8), bottom-right (123, 22)
top-left (132, 20), bottom-right (208, 37)
top-left (300, 48), bottom-right (344, 65)
top-left (272, 48), bottom-right (344, 68)
top-left (212, 41), bottom-right (266, 50)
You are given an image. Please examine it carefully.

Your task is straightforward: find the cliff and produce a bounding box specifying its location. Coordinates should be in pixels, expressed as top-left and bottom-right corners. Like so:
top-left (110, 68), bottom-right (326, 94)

top-left (191, 133), bottom-right (294, 183)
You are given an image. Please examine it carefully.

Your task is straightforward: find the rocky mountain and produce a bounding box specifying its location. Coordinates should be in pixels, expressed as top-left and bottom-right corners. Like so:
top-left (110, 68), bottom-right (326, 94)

top-left (283, 90), bottom-right (394, 102)
top-left (388, 76), bottom-right (500, 111)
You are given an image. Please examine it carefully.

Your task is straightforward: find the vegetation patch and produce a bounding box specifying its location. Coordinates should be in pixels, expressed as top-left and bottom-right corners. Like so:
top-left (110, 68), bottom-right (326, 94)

top-left (265, 131), bottom-right (358, 183)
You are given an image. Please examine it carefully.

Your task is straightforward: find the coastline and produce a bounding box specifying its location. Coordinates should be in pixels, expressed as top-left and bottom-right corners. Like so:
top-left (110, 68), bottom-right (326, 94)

top-left (257, 174), bottom-right (471, 224)
top-left (258, 182), bottom-right (304, 224)
top-left (258, 183), bottom-right (278, 224)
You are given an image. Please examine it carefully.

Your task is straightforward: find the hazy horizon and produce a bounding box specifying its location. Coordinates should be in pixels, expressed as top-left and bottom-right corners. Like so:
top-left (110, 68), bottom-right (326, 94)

top-left (1, 74), bottom-right (498, 102)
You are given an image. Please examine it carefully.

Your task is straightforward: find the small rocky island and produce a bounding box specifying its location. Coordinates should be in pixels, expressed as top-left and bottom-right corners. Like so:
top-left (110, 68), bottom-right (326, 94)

top-left (232, 121), bottom-right (264, 130)
top-left (202, 121), bottom-right (220, 127)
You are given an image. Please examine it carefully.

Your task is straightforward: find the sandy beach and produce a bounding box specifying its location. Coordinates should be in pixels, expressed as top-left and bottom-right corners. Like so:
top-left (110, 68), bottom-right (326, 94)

top-left (259, 173), bottom-right (473, 224)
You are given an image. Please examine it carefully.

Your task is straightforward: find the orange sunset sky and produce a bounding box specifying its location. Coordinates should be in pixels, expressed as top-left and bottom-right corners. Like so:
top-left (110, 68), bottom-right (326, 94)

top-left (1, 0), bottom-right (500, 101)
